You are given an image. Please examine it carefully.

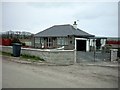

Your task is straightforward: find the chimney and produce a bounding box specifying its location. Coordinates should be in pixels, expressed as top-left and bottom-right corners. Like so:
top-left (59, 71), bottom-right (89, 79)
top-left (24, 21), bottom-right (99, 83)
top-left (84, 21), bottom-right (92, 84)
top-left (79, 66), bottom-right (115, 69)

top-left (73, 21), bottom-right (77, 30)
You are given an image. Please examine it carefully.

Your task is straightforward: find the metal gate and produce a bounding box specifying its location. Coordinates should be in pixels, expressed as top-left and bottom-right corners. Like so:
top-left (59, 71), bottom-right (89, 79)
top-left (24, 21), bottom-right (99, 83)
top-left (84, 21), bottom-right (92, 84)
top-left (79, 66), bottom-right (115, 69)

top-left (76, 51), bottom-right (110, 63)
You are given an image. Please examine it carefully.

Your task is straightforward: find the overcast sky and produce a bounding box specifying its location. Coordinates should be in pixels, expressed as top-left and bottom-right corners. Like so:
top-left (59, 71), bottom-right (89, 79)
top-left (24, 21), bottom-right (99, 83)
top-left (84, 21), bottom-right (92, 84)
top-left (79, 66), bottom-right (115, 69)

top-left (2, 1), bottom-right (118, 37)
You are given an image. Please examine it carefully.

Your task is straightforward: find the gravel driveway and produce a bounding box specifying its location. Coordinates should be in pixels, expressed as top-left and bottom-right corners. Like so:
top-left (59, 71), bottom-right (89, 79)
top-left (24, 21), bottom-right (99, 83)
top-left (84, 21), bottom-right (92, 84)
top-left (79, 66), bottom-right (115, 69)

top-left (2, 55), bottom-right (118, 88)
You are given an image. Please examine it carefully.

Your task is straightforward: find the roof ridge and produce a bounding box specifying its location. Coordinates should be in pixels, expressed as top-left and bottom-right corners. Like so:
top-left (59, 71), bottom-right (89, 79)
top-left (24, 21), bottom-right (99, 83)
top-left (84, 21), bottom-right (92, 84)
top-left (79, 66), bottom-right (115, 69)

top-left (54, 24), bottom-right (71, 26)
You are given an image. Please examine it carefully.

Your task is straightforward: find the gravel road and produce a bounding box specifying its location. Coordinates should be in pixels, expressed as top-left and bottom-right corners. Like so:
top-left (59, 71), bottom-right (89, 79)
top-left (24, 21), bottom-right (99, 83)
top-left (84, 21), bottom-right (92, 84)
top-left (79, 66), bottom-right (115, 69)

top-left (2, 56), bottom-right (118, 88)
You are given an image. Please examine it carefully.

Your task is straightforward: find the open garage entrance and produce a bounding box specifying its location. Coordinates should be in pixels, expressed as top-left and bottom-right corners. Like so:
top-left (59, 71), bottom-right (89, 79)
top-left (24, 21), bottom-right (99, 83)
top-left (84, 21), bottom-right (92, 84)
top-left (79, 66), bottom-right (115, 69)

top-left (76, 40), bottom-right (86, 51)
top-left (75, 38), bottom-right (89, 63)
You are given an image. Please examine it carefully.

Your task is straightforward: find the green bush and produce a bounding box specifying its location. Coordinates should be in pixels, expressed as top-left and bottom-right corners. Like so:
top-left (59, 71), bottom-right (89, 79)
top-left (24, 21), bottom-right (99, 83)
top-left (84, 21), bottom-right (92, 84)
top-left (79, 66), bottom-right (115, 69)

top-left (103, 44), bottom-right (112, 53)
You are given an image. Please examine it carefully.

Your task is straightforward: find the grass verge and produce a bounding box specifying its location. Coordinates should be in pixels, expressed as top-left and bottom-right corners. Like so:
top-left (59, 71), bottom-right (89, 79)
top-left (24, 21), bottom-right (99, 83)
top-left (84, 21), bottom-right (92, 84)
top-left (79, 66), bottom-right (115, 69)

top-left (0, 51), bottom-right (11, 56)
top-left (21, 54), bottom-right (44, 62)
top-left (0, 51), bottom-right (44, 62)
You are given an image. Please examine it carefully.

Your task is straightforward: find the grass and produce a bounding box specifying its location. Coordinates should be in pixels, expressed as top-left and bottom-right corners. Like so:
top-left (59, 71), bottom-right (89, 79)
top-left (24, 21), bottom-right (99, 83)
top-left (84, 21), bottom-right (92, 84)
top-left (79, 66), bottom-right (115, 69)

top-left (0, 51), bottom-right (12, 56)
top-left (21, 54), bottom-right (45, 62)
top-left (0, 51), bottom-right (44, 62)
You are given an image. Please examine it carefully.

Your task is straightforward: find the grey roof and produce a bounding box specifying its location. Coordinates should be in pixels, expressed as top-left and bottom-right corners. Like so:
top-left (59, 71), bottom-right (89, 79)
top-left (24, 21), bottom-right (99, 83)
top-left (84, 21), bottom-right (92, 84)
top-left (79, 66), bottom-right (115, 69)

top-left (35, 24), bottom-right (94, 37)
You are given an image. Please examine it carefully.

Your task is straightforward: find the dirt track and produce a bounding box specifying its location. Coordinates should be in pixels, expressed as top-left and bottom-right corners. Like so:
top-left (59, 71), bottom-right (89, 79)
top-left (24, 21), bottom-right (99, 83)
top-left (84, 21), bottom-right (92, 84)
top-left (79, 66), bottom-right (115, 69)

top-left (2, 56), bottom-right (118, 88)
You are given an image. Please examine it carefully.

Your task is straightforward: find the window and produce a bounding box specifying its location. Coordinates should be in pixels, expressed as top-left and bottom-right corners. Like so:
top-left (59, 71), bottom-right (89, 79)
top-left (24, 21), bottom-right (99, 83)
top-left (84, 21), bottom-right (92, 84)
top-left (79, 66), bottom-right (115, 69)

top-left (64, 38), bottom-right (68, 45)
top-left (57, 37), bottom-right (68, 45)
top-left (40, 38), bottom-right (44, 44)
top-left (57, 38), bottom-right (61, 45)
top-left (35, 38), bottom-right (40, 44)
top-left (61, 38), bottom-right (64, 45)
top-left (39, 38), bottom-right (44, 48)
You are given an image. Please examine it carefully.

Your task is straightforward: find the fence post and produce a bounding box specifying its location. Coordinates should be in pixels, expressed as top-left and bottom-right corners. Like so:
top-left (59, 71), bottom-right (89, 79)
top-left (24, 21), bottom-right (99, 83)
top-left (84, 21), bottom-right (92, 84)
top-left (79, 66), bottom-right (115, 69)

top-left (93, 39), bottom-right (96, 62)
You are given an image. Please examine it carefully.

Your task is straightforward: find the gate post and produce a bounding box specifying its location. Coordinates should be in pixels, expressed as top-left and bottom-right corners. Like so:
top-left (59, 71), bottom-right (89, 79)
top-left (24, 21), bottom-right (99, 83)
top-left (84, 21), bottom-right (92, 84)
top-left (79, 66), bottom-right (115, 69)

top-left (74, 49), bottom-right (77, 64)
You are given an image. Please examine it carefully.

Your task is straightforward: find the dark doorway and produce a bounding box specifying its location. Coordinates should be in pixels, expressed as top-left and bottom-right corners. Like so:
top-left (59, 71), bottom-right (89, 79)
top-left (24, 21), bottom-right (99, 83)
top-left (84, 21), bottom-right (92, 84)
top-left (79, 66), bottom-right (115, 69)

top-left (76, 40), bottom-right (86, 51)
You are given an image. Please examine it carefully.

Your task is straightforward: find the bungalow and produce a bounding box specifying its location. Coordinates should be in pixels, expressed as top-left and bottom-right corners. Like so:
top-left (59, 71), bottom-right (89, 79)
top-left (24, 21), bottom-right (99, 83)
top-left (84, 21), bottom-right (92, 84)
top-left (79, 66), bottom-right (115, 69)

top-left (33, 21), bottom-right (107, 51)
